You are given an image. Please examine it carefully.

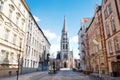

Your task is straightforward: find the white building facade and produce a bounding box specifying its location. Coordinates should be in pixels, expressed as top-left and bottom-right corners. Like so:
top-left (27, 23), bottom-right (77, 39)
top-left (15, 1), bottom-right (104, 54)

top-left (22, 12), bottom-right (51, 73)
top-left (0, 0), bottom-right (50, 76)
top-left (0, 0), bottom-right (29, 76)
top-left (78, 18), bottom-right (91, 71)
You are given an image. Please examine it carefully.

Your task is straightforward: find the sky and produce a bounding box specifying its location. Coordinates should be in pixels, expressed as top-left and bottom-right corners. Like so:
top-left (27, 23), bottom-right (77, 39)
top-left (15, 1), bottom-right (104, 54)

top-left (26, 0), bottom-right (101, 59)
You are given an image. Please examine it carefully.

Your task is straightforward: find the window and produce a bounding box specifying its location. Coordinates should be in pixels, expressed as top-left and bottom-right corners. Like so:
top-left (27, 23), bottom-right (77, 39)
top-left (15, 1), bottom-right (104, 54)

top-left (29, 34), bottom-right (31, 44)
top-left (27, 60), bottom-right (29, 67)
top-left (32, 48), bottom-right (33, 56)
top-left (104, 0), bottom-right (108, 3)
top-left (0, 1), bottom-right (3, 11)
top-left (64, 54), bottom-right (67, 60)
top-left (114, 38), bottom-right (120, 51)
top-left (108, 41), bottom-right (113, 54)
top-left (32, 37), bottom-right (34, 44)
top-left (21, 18), bottom-right (25, 29)
top-left (26, 45), bottom-right (28, 56)
top-left (108, 4), bottom-right (112, 14)
top-left (19, 38), bottom-right (22, 47)
top-left (106, 23), bottom-right (110, 37)
top-left (13, 34), bottom-right (17, 44)
top-left (16, 16), bottom-right (19, 25)
top-left (18, 3), bottom-right (21, 8)
top-left (63, 44), bottom-right (65, 49)
top-left (31, 60), bottom-right (32, 68)
top-left (66, 44), bottom-right (68, 49)
top-left (8, 9), bottom-right (13, 19)
top-left (25, 59), bottom-right (26, 67)
top-left (10, 52), bottom-right (14, 62)
top-left (111, 17), bottom-right (116, 33)
top-left (4, 29), bottom-right (10, 41)
top-left (104, 9), bottom-right (108, 19)
top-left (28, 46), bottom-right (30, 55)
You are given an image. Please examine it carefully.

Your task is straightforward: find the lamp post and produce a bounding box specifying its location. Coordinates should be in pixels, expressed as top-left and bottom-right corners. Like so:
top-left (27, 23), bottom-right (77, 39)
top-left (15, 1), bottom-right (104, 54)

top-left (17, 40), bottom-right (22, 80)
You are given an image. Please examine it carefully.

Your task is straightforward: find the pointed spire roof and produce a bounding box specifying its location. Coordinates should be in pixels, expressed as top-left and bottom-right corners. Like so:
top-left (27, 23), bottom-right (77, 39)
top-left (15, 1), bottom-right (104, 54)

top-left (62, 16), bottom-right (67, 33)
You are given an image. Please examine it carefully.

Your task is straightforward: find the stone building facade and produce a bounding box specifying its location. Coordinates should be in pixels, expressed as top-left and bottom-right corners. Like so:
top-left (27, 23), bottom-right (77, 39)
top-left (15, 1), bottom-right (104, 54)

top-left (0, 0), bottom-right (29, 76)
top-left (0, 0), bottom-right (50, 77)
top-left (85, 6), bottom-right (108, 74)
top-left (81, 0), bottom-right (120, 76)
top-left (56, 17), bottom-right (73, 68)
top-left (22, 12), bottom-right (50, 74)
top-left (101, 0), bottom-right (120, 76)
top-left (78, 18), bottom-right (91, 71)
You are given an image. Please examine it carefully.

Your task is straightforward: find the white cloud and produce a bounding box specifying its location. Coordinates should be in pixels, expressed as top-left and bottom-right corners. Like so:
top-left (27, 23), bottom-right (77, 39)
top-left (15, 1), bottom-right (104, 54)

top-left (50, 44), bottom-right (60, 58)
top-left (70, 35), bottom-right (78, 43)
top-left (33, 15), bottom-right (40, 22)
top-left (42, 29), bottom-right (57, 41)
top-left (42, 29), bottom-right (60, 58)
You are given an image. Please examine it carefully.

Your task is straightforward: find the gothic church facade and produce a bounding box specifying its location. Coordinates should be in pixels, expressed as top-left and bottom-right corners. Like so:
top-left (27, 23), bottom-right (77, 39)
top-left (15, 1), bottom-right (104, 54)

top-left (57, 17), bottom-right (73, 68)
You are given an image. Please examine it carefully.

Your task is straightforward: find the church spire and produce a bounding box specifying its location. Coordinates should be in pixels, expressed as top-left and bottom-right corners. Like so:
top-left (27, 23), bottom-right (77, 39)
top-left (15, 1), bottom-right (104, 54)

top-left (62, 16), bottom-right (67, 33)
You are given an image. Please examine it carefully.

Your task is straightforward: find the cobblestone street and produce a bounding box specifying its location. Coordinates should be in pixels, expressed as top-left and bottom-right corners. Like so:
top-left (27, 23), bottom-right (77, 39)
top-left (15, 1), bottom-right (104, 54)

top-left (38, 68), bottom-right (88, 80)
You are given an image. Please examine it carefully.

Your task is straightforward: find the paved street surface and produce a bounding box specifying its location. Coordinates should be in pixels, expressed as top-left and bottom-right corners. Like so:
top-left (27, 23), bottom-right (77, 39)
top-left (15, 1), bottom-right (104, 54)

top-left (38, 68), bottom-right (88, 80)
top-left (1, 68), bottom-right (120, 80)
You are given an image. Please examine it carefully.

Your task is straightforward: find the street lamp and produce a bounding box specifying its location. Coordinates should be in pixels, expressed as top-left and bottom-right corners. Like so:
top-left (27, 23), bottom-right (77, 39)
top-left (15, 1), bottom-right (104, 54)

top-left (17, 41), bottom-right (22, 80)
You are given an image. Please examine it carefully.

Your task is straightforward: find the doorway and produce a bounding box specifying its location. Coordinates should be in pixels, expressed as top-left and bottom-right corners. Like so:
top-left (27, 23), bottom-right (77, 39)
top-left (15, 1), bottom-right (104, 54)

top-left (64, 62), bottom-right (67, 68)
top-left (112, 61), bottom-right (120, 77)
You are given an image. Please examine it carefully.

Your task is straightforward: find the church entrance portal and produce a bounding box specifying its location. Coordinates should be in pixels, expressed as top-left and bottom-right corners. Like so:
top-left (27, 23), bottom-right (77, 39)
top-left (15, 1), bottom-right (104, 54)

top-left (64, 62), bottom-right (67, 68)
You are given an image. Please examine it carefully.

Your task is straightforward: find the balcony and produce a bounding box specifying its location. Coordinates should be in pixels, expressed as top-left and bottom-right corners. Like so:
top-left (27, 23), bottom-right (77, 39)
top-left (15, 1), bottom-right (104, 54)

top-left (82, 49), bottom-right (85, 53)
top-left (81, 33), bottom-right (84, 37)
top-left (81, 40), bottom-right (85, 45)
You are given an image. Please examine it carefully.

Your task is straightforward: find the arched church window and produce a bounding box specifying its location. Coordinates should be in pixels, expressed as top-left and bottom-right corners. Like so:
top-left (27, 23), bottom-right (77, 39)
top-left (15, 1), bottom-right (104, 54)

top-left (66, 44), bottom-right (68, 49)
top-left (64, 55), bottom-right (67, 60)
top-left (63, 44), bottom-right (65, 49)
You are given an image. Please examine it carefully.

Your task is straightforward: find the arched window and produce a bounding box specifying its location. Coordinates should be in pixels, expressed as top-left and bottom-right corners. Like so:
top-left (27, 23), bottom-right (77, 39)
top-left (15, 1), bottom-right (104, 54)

top-left (63, 44), bottom-right (65, 49)
top-left (66, 44), bottom-right (68, 49)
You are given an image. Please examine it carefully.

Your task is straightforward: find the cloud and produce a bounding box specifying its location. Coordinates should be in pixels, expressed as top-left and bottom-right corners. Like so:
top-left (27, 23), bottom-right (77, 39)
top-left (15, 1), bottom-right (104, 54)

top-left (33, 15), bottom-right (40, 22)
top-left (70, 35), bottom-right (78, 43)
top-left (50, 44), bottom-right (60, 58)
top-left (42, 29), bottom-right (60, 58)
top-left (42, 29), bottom-right (57, 41)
